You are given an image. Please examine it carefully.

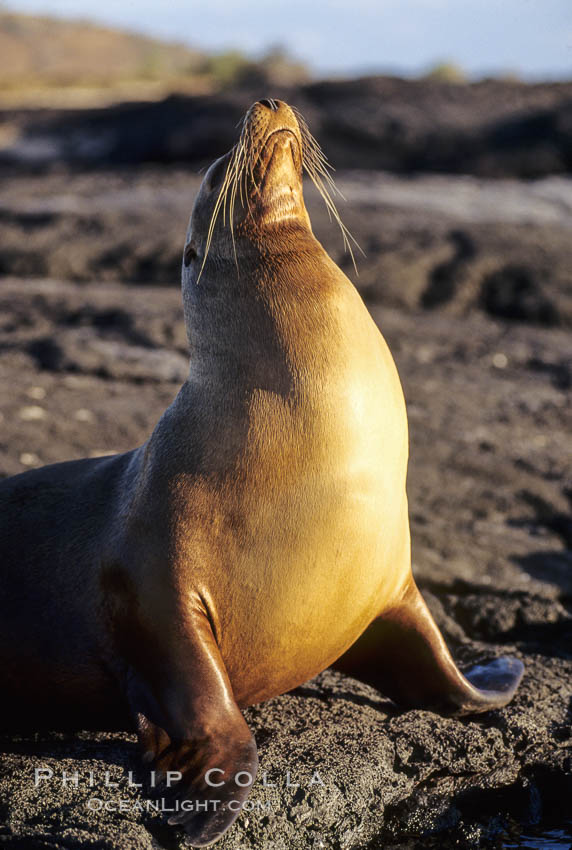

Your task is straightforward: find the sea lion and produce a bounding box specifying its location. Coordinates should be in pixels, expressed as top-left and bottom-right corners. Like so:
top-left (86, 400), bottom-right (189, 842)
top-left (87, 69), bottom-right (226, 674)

top-left (0, 98), bottom-right (523, 846)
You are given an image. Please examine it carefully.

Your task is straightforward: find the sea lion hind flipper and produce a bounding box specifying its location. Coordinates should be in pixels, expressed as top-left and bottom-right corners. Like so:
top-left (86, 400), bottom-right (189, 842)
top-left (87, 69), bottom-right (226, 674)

top-left (125, 613), bottom-right (258, 845)
top-left (332, 582), bottom-right (523, 716)
top-left (462, 656), bottom-right (524, 705)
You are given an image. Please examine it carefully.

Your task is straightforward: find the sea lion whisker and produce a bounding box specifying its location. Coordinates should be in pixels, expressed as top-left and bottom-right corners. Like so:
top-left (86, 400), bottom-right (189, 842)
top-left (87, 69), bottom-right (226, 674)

top-left (227, 145), bottom-right (243, 218)
top-left (236, 139), bottom-right (247, 207)
top-left (291, 107), bottom-right (357, 259)
top-left (303, 162), bottom-right (363, 271)
top-left (228, 129), bottom-right (254, 260)
top-left (245, 124), bottom-right (262, 196)
top-left (303, 144), bottom-right (339, 193)
top-left (300, 139), bottom-right (337, 188)
top-left (305, 154), bottom-right (340, 189)
top-left (222, 145), bottom-right (246, 256)
top-left (228, 147), bottom-right (246, 274)
top-left (238, 146), bottom-right (251, 213)
top-left (291, 108), bottom-right (330, 163)
top-left (199, 147), bottom-right (239, 282)
top-left (239, 134), bottom-right (254, 201)
top-left (314, 165), bottom-right (346, 202)
top-left (243, 133), bottom-right (255, 210)
top-left (234, 122), bottom-right (258, 202)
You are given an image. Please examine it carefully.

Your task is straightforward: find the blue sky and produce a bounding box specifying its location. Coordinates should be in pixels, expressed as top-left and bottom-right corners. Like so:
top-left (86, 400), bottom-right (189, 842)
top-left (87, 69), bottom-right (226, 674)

top-left (6, 0), bottom-right (572, 79)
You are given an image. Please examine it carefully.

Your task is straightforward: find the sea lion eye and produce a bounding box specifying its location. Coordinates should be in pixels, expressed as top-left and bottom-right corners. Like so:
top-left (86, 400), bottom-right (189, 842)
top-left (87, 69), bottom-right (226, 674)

top-left (184, 243), bottom-right (197, 266)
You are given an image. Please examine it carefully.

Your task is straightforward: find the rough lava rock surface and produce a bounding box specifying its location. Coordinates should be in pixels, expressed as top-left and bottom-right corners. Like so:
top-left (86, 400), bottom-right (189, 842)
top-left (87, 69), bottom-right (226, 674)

top-left (0, 168), bottom-right (570, 848)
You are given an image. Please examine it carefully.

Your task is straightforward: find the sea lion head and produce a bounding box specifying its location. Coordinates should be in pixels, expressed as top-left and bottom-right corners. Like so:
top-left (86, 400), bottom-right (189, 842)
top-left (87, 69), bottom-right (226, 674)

top-left (183, 99), bottom-right (354, 282)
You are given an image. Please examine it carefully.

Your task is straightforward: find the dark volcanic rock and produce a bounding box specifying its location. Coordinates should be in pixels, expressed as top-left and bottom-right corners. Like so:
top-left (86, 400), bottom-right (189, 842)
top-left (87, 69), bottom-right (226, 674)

top-left (0, 170), bottom-right (571, 331)
top-left (480, 265), bottom-right (559, 326)
top-left (0, 661), bottom-right (570, 849)
top-left (297, 77), bottom-right (572, 178)
top-left (0, 279), bottom-right (570, 847)
top-left (3, 78), bottom-right (572, 177)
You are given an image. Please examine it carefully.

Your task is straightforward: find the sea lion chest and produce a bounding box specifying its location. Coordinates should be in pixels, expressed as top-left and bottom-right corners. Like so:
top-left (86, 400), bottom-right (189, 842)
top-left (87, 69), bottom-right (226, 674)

top-left (147, 271), bottom-right (410, 704)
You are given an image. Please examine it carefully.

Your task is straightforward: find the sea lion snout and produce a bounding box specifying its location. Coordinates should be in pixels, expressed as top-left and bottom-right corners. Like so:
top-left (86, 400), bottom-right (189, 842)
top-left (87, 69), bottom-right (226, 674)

top-left (184, 99), bottom-right (312, 273)
top-left (184, 98), bottom-right (358, 282)
top-left (244, 98), bottom-right (303, 162)
top-left (196, 99), bottom-right (300, 198)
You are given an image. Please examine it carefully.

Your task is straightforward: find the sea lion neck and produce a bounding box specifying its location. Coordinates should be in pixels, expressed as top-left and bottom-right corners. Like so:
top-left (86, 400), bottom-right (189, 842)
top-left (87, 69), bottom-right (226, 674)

top-left (181, 233), bottom-right (328, 396)
top-left (179, 97), bottom-right (346, 389)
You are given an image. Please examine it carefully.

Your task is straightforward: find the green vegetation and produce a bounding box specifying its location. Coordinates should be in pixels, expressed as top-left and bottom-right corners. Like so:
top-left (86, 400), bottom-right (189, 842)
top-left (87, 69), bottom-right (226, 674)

top-left (199, 45), bottom-right (309, 89)
top-left (422, 61), bottom-right (468, 83)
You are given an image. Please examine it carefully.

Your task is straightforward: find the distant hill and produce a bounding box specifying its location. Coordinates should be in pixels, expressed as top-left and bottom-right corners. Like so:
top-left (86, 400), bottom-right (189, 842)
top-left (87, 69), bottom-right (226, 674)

top-left (0, 11), bottom-right (207, 88)
top-left (0, 11), bottom-right (309, 100)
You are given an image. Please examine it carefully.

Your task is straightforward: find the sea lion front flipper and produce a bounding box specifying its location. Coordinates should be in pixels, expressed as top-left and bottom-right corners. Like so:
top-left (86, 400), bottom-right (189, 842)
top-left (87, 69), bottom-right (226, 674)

top-left (333, 582), bottom-right (523, 716)
top-left (126, 610), bottom-right (258, 846)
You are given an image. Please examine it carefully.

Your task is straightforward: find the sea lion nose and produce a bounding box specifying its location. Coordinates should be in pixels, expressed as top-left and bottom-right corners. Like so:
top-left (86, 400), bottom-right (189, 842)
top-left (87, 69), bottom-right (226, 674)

top-left (258, 98), bottom-right (279, 111)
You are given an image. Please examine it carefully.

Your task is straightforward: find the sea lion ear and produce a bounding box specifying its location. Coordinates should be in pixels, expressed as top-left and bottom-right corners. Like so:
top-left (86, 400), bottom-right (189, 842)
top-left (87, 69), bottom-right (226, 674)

top-left (126, 611), bottom-right (258, 845)
top-left (184, 242), bottom-right (197, 267)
